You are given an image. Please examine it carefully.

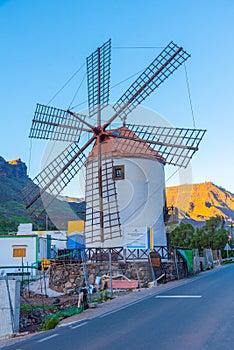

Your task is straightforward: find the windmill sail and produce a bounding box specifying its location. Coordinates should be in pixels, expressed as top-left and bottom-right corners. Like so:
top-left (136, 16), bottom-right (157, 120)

top-left (85, 152), bottom-right (122, 245)
top-left (111, 125), bottom-right (206, 167)
top-left (21, 137), bottom-right (95, 216)
top-left (86, 38), bottom-right (111, 119)
top-left (29, 104), bottom-right (88, 142)
top-left (103, 41), bottom-right (190, 129)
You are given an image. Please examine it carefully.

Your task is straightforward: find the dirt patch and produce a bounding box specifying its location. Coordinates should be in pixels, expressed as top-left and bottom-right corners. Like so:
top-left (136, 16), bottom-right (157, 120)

top-left (20, 293), bottom-right (80, 333)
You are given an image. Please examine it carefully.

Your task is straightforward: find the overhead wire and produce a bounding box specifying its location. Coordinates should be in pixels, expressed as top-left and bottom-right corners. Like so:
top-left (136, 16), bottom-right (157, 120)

top-left (27, 138), bottom-right (33, 176)
top-left (110, 69), bottom-right (144, 90)
top-left (47, 62), bottom-right (85, 105)
top-left (70, 68), bottom-right (145, 111)
top-left (184, 63), bottom-right (196, 128)
top-left (68, 72), bottom-right (86, 110)
top-left (38, 64), bottom-right (86, 174)
top-left (113, 46), bottom-right (164, 49)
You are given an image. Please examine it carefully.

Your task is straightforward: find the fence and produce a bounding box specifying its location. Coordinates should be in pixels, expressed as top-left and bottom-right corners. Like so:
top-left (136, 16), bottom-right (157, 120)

top-left (56, 246), bottom-right (172, 263)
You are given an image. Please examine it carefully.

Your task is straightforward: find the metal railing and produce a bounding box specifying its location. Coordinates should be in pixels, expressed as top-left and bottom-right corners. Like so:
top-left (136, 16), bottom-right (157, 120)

top-left (54, 246), bottom-right (172, 263)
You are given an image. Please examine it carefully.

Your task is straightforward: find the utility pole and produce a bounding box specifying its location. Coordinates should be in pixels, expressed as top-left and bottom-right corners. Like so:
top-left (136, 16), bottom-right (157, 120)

top-left (109, 249), bottom-right (113, 298)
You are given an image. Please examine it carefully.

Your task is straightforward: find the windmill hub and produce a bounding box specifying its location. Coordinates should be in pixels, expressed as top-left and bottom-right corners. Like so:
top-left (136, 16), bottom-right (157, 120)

top-left (92, 126), bottom-right (109, 143)
top-left (93, 126), bottom-right (102, 135)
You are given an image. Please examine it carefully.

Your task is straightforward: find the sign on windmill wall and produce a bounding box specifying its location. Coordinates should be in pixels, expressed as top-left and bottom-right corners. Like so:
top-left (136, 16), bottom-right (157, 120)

top-left (124, 226), bottom-right (153, 249)
top-left (123, 227), bottom-right (147, 249)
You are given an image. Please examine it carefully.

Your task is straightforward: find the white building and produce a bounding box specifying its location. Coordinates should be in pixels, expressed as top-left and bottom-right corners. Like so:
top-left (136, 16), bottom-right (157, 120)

top-left (0, 235), bottom-right (39, 277)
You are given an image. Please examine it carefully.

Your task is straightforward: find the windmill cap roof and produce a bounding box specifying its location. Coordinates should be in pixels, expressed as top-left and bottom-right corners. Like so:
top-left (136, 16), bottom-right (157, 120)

top-left (88, 125), bottom-right (165, 163)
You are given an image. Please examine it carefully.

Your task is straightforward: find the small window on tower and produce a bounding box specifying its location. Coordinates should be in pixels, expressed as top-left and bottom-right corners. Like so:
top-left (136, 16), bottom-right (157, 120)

top-left (113, 165), bottom-right (125, 180)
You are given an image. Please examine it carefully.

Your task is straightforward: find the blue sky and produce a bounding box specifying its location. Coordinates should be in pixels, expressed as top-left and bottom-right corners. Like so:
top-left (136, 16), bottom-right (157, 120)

top-left (0, 0), bottom-right (234, 196)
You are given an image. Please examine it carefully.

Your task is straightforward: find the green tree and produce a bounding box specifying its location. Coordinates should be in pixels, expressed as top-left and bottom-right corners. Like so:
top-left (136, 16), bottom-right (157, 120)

top-left (169, 222), bottom-right (195, 247)
top-left (201, 216), bottom-right (229, 251)
top-left (169, 216), bottom-right (230, 253)
top-left (0, 218), bottom-right (18, 233)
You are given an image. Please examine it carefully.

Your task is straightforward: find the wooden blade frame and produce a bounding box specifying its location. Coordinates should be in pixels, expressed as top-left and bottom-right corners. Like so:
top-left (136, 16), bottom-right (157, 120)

top-left (86, 38), bottom-right (111, 119)
top-left (110, 124), bottom-right (206, 167)
top-left (103, 41), bottom-right (190, 129)
top-left (29, 104), bottom-right (90, 142)
top-left (85, 152), bottom-right (122, 245)
top-left (21, 136), bottom-right (95, 217)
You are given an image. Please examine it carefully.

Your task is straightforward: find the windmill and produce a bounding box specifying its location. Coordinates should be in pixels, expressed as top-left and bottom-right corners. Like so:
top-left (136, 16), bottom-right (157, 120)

top-left (22, 39), bottom-right (206, 248)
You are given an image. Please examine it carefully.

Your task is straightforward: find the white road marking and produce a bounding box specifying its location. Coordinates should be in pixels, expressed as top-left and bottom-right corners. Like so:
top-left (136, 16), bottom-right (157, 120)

top-left (71, 321), bottom-right (88, 329)
top-left (59, 318), bottom-right (90, 327)
top-left (37, 334), bottom-right (59, 342)
top-left (99, 300), bottom-right (142, 318)
top-left (155, 295), bottom-right (202, 299)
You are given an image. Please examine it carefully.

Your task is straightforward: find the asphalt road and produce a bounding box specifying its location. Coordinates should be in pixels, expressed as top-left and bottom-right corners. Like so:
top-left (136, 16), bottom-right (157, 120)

top-left (4, 265), bottom-right (234, 350)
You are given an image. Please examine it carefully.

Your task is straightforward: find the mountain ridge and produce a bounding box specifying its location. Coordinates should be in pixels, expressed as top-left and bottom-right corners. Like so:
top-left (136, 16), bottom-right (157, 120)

top-left (0, 157), bottom-right (233, 230)
top-left (166, 182), bottom-right (234, 224)
top-left (0, 156), bottom-right (84, 231)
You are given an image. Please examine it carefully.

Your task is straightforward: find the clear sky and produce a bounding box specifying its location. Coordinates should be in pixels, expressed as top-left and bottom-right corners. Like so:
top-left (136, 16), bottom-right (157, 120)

top-left (0, 0), bottom-right (234, 196)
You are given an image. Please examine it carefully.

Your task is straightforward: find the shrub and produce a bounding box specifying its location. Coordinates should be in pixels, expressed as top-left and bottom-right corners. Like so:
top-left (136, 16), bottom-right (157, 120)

top-left (40, 316), bottom-right (59, 331)
top-left (40, 306), bottom-right (84, 331)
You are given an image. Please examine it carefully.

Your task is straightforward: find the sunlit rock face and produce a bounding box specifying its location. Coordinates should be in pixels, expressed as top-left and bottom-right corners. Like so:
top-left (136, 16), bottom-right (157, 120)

top-left (0, 157), bottom-right (28, 179)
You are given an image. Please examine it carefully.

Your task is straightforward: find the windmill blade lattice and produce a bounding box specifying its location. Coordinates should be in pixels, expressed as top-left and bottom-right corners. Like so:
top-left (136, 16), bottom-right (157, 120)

top-left (21, 139), bottom-right (93, 216)
top-left (85, 153), bottom-right (122, 245)
top-left (86, 39), bottom-right (111, 119)
top-left (108, 41), bottom-right (190, 126)
top-left (29, 104), bottom-right (88, 142)
top-left (111, 124), bottom-right (206, 167)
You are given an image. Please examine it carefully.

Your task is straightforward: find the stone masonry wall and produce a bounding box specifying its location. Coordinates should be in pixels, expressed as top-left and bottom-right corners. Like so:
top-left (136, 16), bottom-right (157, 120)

top-left (49, 261), bottom-right (152, 293)
top-left (49, 259), bottom-right (188, 293)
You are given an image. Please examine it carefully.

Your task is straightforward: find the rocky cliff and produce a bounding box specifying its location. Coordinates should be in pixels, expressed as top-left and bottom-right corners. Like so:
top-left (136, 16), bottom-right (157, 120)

top-left (166, 182), bottom-right (234, 223)
top-left (0, 157), bottom-right (28, 179)
top-left (0, 156), bottom-right (84, 231)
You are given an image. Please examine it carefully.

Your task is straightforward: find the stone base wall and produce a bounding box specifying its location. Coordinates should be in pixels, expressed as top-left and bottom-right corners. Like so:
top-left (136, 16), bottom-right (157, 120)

top-left (49, 259), bottom-right (189, 293)
top-left (49, 262), bottom-right (85, 293)
top-left (153, 261), bottom-right (188, 281)
top-left (49, 261), bottom-right (152, 293)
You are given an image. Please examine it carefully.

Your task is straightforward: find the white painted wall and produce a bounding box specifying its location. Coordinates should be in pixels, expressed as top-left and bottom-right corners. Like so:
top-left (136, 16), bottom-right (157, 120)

top-left (114, 157), bottom-right (166, 247)
top-left (0, 236), bottom-right (38, 276)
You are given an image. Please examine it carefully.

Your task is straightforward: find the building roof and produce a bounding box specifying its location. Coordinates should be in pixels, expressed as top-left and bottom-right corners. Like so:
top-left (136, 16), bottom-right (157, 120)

top-left (88, 125), bottom-right (165, 164)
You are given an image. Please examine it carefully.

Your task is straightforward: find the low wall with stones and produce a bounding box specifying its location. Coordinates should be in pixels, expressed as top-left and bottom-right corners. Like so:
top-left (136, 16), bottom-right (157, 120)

top-left (49, 261), bottom-right (152, 293)
top-left (153, 260), bottom-right (188, 281)
top-left (49, 259), bottom-right (188, 293)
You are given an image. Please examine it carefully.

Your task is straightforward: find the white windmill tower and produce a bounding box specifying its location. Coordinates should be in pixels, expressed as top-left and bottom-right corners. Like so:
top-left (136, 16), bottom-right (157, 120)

top-left (22, 39), bottom-right (206, 249)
